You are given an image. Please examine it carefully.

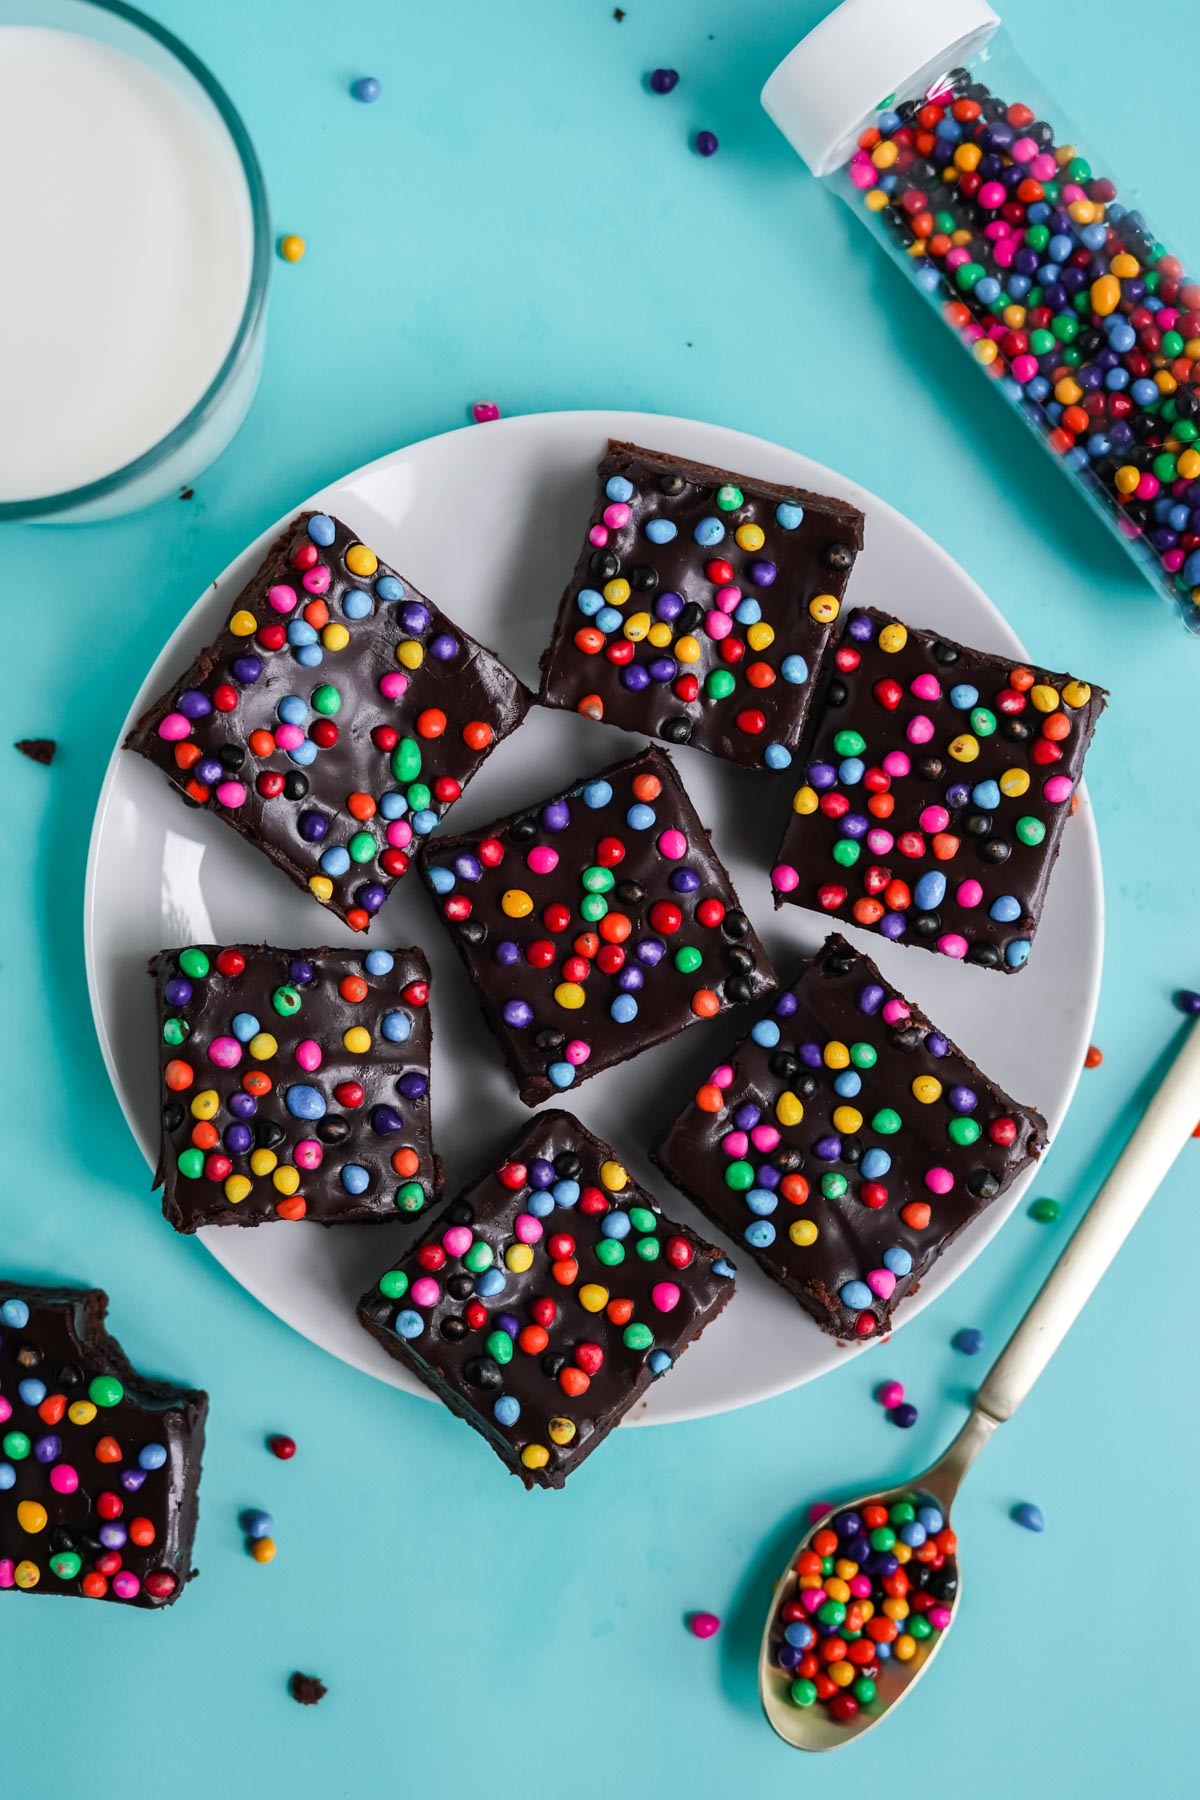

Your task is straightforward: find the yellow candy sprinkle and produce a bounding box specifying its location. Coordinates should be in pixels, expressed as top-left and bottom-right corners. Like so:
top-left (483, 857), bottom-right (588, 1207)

top-left (623, 611), bottom-right (651, 641)
top-left (789, 1219), bottom-right (818, 1247)
top-left (505, 1243), bottom-right (533, 1274)
top-left (248, 1032), bottom-right (277, 1060)
top-left (250, 1148), bottom-right (278, 1176)
top-left (1113, 464), bottom-right (1140, 495)
top-left (953, 142), bottom-right (980, 172)
top-left (825, 1578), bottom-right (850, 1603)
top-left (974, 338), bottom-right (998, 366)
top-left (776, 1091), bottom-right (804, 1127)
top-left (68, 1401), bottom-right (97, 1427)
top-left (879, 623), bottom-right (908, 654)
top-left (823, 1040), bottom-right (850, 1070)
top-left (554, 982), bottom-right (586, 1010)
top-left (949, 228), bottom-right (973, 247)
top-left (1062, 680), bottom-right (1091, 709)
top-left (829, 1661), bottom-right (855, 1688)
top-left (578, 1283), bottom-right (610, 1313)
top-left (345, 543), bottom-right (378, 577)
top-left (1090, 274), bottom-right (1121, 315)
top-left (17, 1501), bottom-right (47, 1534)
top-left (895, 1542), bottom-right (912, 1564)
top-left (747, 622), bottom-right (775, 652)
top-left (895, 1634), bottom-right (917, 1662)
top-left (272, 1166), bottom-right (301, 1196)
top-left (14, 1560), bottom-right (39, 1590)
top-left (502, 889), bottom-right (533, 918)
top-left (912, 1075), bottom-right (943, 1104)
top-left (1068, 199), bottom-right (1096, 225)
top-left (948, 733), bottom-right (979, 762)
top-left (343, 1026), bottom-right (372, 1054)
top-left (600, 1160), bottom-right (627, 1191)
top-left (603, 578), bottom-right (630, 606)
top-left (224, 1174), bottom-right (252, 1205)
top-left (548, 1416), bottom-right (576, 1446)
top-left (520, 1444), bottom-right (550, 1470)
top-left (278, 234), bottom-right (305, 263)
top-left (647, 622), bottom-right (673, 648)
top-left (1003, 304), bottom-right (1026, 329)
top-left (1030, 683), bottom-right (1059, 713)
top-left (322, 623), bottom-right (350, 651)
top-left (834, 1559), bottom-right (858, 1580)
top-left (859, 1600), bottom-right (875, 1622)
top-left (809, 594), bottom-right (840, 624)
top-left (251, 1537), bottom-right (277, 1564)
top-left (883, 1596), bottom-right (909, 1621)
top-left (1054, 377), bottom-right (1082, 406)
top-left (734, 523), bottom-right (765, 552)
top-left (676, 634), bottom-right (701, 664)
top-left (229, 609), bottom-right (259, 641)
top-left (190, 1088), bottom-right (219, 1121)
top-left (792, 785), bottom-right (818, 815)
top-left (309, 875), bottom-right (334, 903)
top-left (397, 640), bottom-right (424, 670)
top-left (1000, 768), bottom-right (1030, 797)
top-left (871, 141), bottom-right (897, 169)
top-left (864, 188), bottom-right (888, 212)
top-left (832, 1105), bottom-right (863, 1134)
top-left (1111, 251), bottom-right (1140, 278)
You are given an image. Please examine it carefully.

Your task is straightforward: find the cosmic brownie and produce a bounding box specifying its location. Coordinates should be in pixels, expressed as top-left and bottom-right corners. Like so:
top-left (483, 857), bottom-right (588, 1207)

top-left (418, 744), bottom-right (776, 1106)
top-left (652, 934), bottom-right (1046, 1341)
top-left (0, 1285), bottom-right (206, 1605)
top-left (770, 608), bottom-right (1106, 970)
top-left (126, 511), bottom-right (532, 932)
top-left (538, 439), bottom-right (864, 770)
top-left (358, 1110), bottom-right (736, 1489)
top-left (152, 943), bottom-right (439, 1231)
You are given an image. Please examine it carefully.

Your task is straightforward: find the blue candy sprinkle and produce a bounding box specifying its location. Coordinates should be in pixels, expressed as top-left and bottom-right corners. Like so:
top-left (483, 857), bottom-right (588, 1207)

top-left (989, 895), bottom-right (1021, 923)
top-left (1005, 939), bottom-right (1031, 969)
top-left (595, 605), bottom-right (622, 633)
top-left (307, 514), bottom-right (336, 546)
top-left (971, 780), bottom-right (1001, 810)
top-left (914, 871), bottom-right (947, 910)
top-left (0, 1464), bottom-right (14, 1491)
top-left (341, 1165), bottom-right (370, 1195)
top-left (838, 757), bottom-right (864, 786)
top-left (343, 589), bottom-right (372, 620)
top-left (548, 1062), bottom-right (575, 1089)
top-left (693, 516), bottom-right (724, 546)
top-left (375, 575), bottom-right (404, 602)
top-left (833, 1070), bottom-right (862, 1098)
top-left (776, 502), bottom-right (804, 530)
top-left (394, 1309), bottom-right (424, 1340)
top-left (411, 809), bottom-right (438, 835)
top-left (861, 1148), bottom-right (891, 1179)
top-left (600, 1211), bottom-right (631, 1240)
top-left (475, 1269), bottom-right (505, 1298)
top-left (0, 1299), bottom-right (30, 1329)
top-left (278, 695), bottom-right (307, 724)
top-left (611, 994), bottom-right (639, 1024)
top-left (734, 598), bottom-right (761, 625)
top-left (18, 1379), bottom-right (46, 1406)
top-left (285, 1084), bottom-right (326, 1121)
top-left (949, 684), bottom-right (979, 711)
top-left (713, 1258), bottom-right (737, 1279)
top-left (528, 1191), bottom-right (555, 1218)
top-left (381, 1011), bottom-right (411, 1042)
top-left (745, 1220), bottom-right (776, 1247)
top-left (427, 866), bottom-right (456, 894)
top-left (883, 1246), bottom-right (913, 1276)
top-left (764, 744), bottom-right (792, 770)
top-left (577, 587), bottom-right (604, 616)
top-left (138, 1443), bottom-right (168, 1472)
top-left (781, 654), bottom-right (808, 684)
top-left (900, 1521), bottom-right (927, 1548)
top-left (746, 1188), bottom-right (777, 1216)
top-left (627, 803), bottom-right (656, 830)
top-left (644, 518), bottom-right (677, 545)
top-left (232, 1012), bottom-right (260, 1042)
top-left (1013, 1502), bottom-right (1045, 1533)
top-left (953, 1327), bottom-right (985, 1355)
top-left (784, 1620), bottom-right (815, 1649)
top-left (494, 1395), bottom-right (520, 1427)
top-left (840, 1280), bottom-right (873, 1309)
top-left (605, 475), bottom-right (634, 503)
top-left (751, 1019), bottom-right (780, 1048)
top-left (551, 1179), bottom-right (580, 1207)
top-left (917, 1505), bottom-right (943, 1533)
top-left (320, 846), bottom-right (351, 876)
top-left (244, 1509), bottom-right (274, 1539)
top-left (365, 950), bottom-right (394, 975)
top-left (648, 1350), bottom-right (673, 1376)
top-left (582, 780), bottom-right (613, 809)
top-left (287, 620), bottom-right (319, 646)
top-left (289, 738), bottom-right (319, 765)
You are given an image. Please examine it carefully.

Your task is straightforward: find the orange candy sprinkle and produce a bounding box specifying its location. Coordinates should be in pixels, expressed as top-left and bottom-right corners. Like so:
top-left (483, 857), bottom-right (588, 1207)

top-left (275, 1196), bottom-right (307, 1220)
top-left (462, 721), bottom-right (493, 750)
top-left (248, 729), bottom-right (276, 758)
top-left (94, 1436), bottom-right (122, 1464)
top-left (174, 742), bottom-right (201, 770)
top-left (416, 709), bottom-right (446, 739)
top-left (347, 792), bottom-right (376, 820)
top-left (242, 1070), bottom-right (271, 1096)
top-left (695, 1083), bottom-right (724, 1113)
top-left (1085, 1044), bottom-right (1103, 1069)
top-left (900, 1201), bottom-right (932, 1230)
top-left (631, 773), bottom-right (662, 802)
top-left (391, 1147), bottom-right (419, 1178)
top-left (577, 694), bottom-right (604, 720)
top-left (559, 1366), bottom-right (590, 1397)
top-left (691, 988), bottom-right (720, 1018)
top-left (164, 1060), bottom-right (193, 1092)
top-left (339, 975), bottom-right (368, 1003)
top-left (605, 1298), bottom-right (633, 1326)
top-left (551, 1257), bottom-right (578, 1286)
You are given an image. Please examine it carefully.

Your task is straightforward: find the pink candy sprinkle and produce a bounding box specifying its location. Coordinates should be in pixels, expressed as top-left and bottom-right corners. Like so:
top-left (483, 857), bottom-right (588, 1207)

top-left (938, 933), bottom-right (969, 959)
top-left (275, 723), bottom-right (304, 751)
top-left (442, 1225), bottom-right (473, 1257)
top-left (689, 1612), bottom-right (721, 1639)
top-left (157, 712), bottom-right (191, 743)
top-left (877, 1380), bottom-right (905, 1409)
top-left (1044, 775), bottom-right (1074, 804)
top-left (920, 805), bottom-right (949, 833)
top-left (386, 819), bottom-right (413, 849)
top-left (910, 673), bottom-right (941, 701)
top-left (0, 1560), bottom-right (15, 1589)
top-left (268, 583), bottom-right (297, 614)
top-left (514, 1213), bottom-right (543, 1244)
top-left (565, 1039), bottom-right (591, 1066)
top-left (0, 1397), bottom-right (10, 1424)
top-left (411, 1277), bottom-right (440, 1308)
top-left (705, 609), bottom-right (732, 640)
top-left (722, 1131), bottom-right (749, 1159)
top-left (906, 713), bottom-right (934, 745)
top-left (295, 1039), bottom-right (323, 1072)
top-left (295, 1140), bottom-right (323, 1171)
top-left (882, 750), bottom-right (910, 778)
top-left (771, 863), bottom-right (799, 893)
top-left (112, 1571), bottom-right (141, 1600)
top-left (750, 1124), bottom-right (780, 1153)
top-left (714, 585), bottom-right (740, 613)
top-left (602, 502), bottom-right (631, 530)
top-left (379, 671), bottom-right (408, 700)
top-left (849, 1574), bottom-right (872, 1599)
top-left (658, 828), bottom-right (687, 860)
top-left (471, 401), bottom-right (500, 423)
top-left (588, 525), bottom-right (609, 548)
top-left (710, 1064), bottom-right (735, 1090)
top-left (208, 1036), bottom-right (242, 1068)
top-left (866, 828), bottom-right (894, 855)
top-left (651, 1281), bottom-right (681, 1313)
top-left (527, 845), bottom-right (559, 875)
top-left (867, 1268), bottom-right (897, 1300)
top-left (957, 879), bottom-right (983, 909)
top-left (302, 565), bottom-right (331, 595)
top-left (50, 1464), bottom-right (78, 1495)
top-left (881, 998), bottom-right (909, 1026)
top-left (807, 1500), bottom-right (833, 1524)
top-left (925, 1166), bottom-right (955, 1195)
top-left (216, 779), bottom-right (247, 808)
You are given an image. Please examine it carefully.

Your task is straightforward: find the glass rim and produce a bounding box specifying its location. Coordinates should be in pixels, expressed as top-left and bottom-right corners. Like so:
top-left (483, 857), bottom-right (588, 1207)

top-left (0, 0), bottom-right (271, 522)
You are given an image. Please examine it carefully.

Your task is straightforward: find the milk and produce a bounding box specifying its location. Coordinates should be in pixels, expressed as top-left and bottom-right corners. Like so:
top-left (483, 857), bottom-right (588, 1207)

top-left (0, 26), bottom-right (257, 510)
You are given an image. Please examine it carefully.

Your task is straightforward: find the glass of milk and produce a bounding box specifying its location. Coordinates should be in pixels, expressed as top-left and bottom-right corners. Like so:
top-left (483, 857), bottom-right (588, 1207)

top-left (0, 0), bottom-right (270, 522)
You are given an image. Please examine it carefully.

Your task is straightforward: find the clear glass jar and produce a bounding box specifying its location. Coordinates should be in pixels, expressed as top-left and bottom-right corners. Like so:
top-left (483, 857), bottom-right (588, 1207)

top-left (764, 0), bottom-right (1200, 632)
top-left (0, 0), bottom-right (270, 524)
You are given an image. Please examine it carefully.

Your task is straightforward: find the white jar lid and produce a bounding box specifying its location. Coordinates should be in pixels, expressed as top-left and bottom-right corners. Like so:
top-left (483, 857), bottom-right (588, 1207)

top-left (762, 0), bottom-right (1001, 177)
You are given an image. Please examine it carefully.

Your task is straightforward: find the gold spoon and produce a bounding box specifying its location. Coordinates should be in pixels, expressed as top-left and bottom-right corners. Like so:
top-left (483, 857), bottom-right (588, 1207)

top-left (760, 1018), bottom-right (1200, 1751)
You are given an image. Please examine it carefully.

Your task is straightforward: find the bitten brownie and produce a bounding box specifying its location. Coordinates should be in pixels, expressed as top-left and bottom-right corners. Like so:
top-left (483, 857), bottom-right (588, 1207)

top-left (358, 1110), bottom-right (736, 1489)
top-left (153, 943), bottom-right (439, 1231)
top-left (125, 510), bottom-right (532, 932)
top-left (770, 607), bottom-right (1106, 970)
top-left (418, 744), bottom-right (776, 1106)
top-left (652, 935), bottom-right (1047, 1341)
top-left (0, 1285), bottom-right (206, 1605)
top-left (538, 439), bottom-right (864, 769)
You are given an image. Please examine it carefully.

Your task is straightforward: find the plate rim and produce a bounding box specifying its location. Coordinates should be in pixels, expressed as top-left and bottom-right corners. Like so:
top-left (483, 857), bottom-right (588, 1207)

top-left (84, 407), bottom-right (1104, 1422)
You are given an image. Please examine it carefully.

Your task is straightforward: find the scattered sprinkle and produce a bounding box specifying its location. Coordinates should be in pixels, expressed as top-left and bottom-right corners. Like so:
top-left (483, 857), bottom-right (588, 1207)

top-left (268, 1434), bottom-right (297, 1460)
top-left (279, 235), bottom-right (306, 264)
top-left (289, 1672), bottom-right (327, 1706)
top-left (250, 1536), bottom-right (277, 1564)
top-left (807, 1500), bottom-right (833, 1525)
top-left (351, 76), bottom-right (381, 103)
top-left (953, 1327), bottom-right (985, 1355)
top-left (876, 1379), bottom-right (905, 1409)
top-left (1012, 1502), bottom-right (1045, 1533)
top-left (471, 401), bottom-right (500, 424)
top-left (890, 1401), bottom-right (919, 1428)
top-left (694, 129), bottom-right (719, 157)
top-left (1084, 1044), bottom-right (1103, 1068)
top-left (242, 1508), bottom-right (274, 1539)
top-left (688, 1610), bottom-right (721, 1638)
top-left (15, 738), bottom-right (55, 765)
top-left (650, 68), bottom-right (679, 94)
top-left (1029, 1197), bottom-right (1061, 1224)
top-left (1176, 989), bottom-right (1200, 1015)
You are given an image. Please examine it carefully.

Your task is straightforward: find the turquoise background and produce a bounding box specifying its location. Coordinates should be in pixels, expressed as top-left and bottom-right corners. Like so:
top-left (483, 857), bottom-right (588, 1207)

top-left (5, 0), bottom-right (1196, 1793)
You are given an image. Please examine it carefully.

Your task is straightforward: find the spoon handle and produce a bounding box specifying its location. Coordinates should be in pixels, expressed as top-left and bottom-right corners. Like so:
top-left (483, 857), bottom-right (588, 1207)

top-left (975, 1019), bottom-right (1200, 1425)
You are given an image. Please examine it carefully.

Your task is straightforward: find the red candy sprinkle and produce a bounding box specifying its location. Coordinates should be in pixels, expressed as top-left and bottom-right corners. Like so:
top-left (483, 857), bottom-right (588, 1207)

top-left (268, 1435), bottom-right (296, 1460)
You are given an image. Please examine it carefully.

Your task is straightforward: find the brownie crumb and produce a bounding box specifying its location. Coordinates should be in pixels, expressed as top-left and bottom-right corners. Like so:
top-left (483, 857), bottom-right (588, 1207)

top-left (289, 1672), bottom-right (327, 1706)
top-left (613, 6), bottom-right (625, 16)
top-left (180, 487), bottom-right (194, 500)
top-left (15, 738), bottom-right (56, 765)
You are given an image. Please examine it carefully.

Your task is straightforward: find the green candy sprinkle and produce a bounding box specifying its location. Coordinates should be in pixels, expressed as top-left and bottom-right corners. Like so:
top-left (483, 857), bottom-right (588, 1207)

top-left (833, 729), bottom-right (866, 757)
top-left (725, 1160), bottom-right (755, 1191)
top-left (163, 1019), bottom-right (188, 1046)
top-left (623, 1323), bottom-right (653, 1351)
top-left (406, 782), bottom-right (432, 812)
top-left (581, 865), bottom-right (614, 893)
top-left (954, 261), bottom-right (984, 291)
top-left (705, 670), bottom-right (736, 701)
top-left (579, 893), bottom-right (608, 923)
top-left (177, 1148), bottom-right (204, 1180)
top-left (635, 1236), bottom-right (661, 1262)
top-left (395, 1182), bottom-right (426, 1213)
top-left (715, 484), bottom-right (743, 511)
top-left (272, 984), bottom-right (302, 1016)
top-left (832, 840), bottom-right (860, 868)
top-left (970, 707), bottom-right (997, 737)
top-left (817, 1600), bottom-right (846, 1627)
top-left (629, 1207), bottom-right (657, 1233)
top-left (1029, 1197), bottom-right (1060, 1224)
top-left (1052, 314), bottom-right (1078, 343)
top-left (947, 1117), bottom-right (981, 1147)
top-left (852, 1677), bottom-right (877, 1705)
top-left (88, 1375), bottom-right (124, 1408)
top-left (674, 945), bottom-right (703, 974)
top-left (790, 1678), bottom-right (817, 1708)
top-left (485, 1330), bottom-right (513, 1365)
top-left (392, 737), bottom-right (422, 783)
top-left (869, 1526), bottom-right (895, 1552)
top-left (178, 948), bottom-right (210, 979)
top-left (850, 1041), bottom-right (877, 1069)
top-left (379, 1270), bottom-right (409, 1299)
top-left (910, 1615), bottom-right (933, 1641)
top-left (50, 1552), bottom-right (82, 1580)
top-left (821, 1173), bottom-right (848, 1200)
top-left (1025, 225), bottom-right (1049, 252)
top-left (1015, 816), bottom-right (1046, 846)
top-left (349, 831), bottom-right (377, 864)
top-left (464, 1241), bottom-right (494, 1272)
top-left (889, 1501), bottom-right (916, 1524)
top-left (2, 1431), bottom-right (30, 1461)
top-left (311, 683), bottom-right (341, 715)
top-left (871, 1108), bottom-right (902, 1136)
top-left (595, 1239), bottom-right (625, 1267)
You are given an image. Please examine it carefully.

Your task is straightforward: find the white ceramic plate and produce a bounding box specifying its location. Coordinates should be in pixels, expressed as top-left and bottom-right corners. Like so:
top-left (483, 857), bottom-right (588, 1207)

top-left (85, 410), bottom-right (1103, 1423)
